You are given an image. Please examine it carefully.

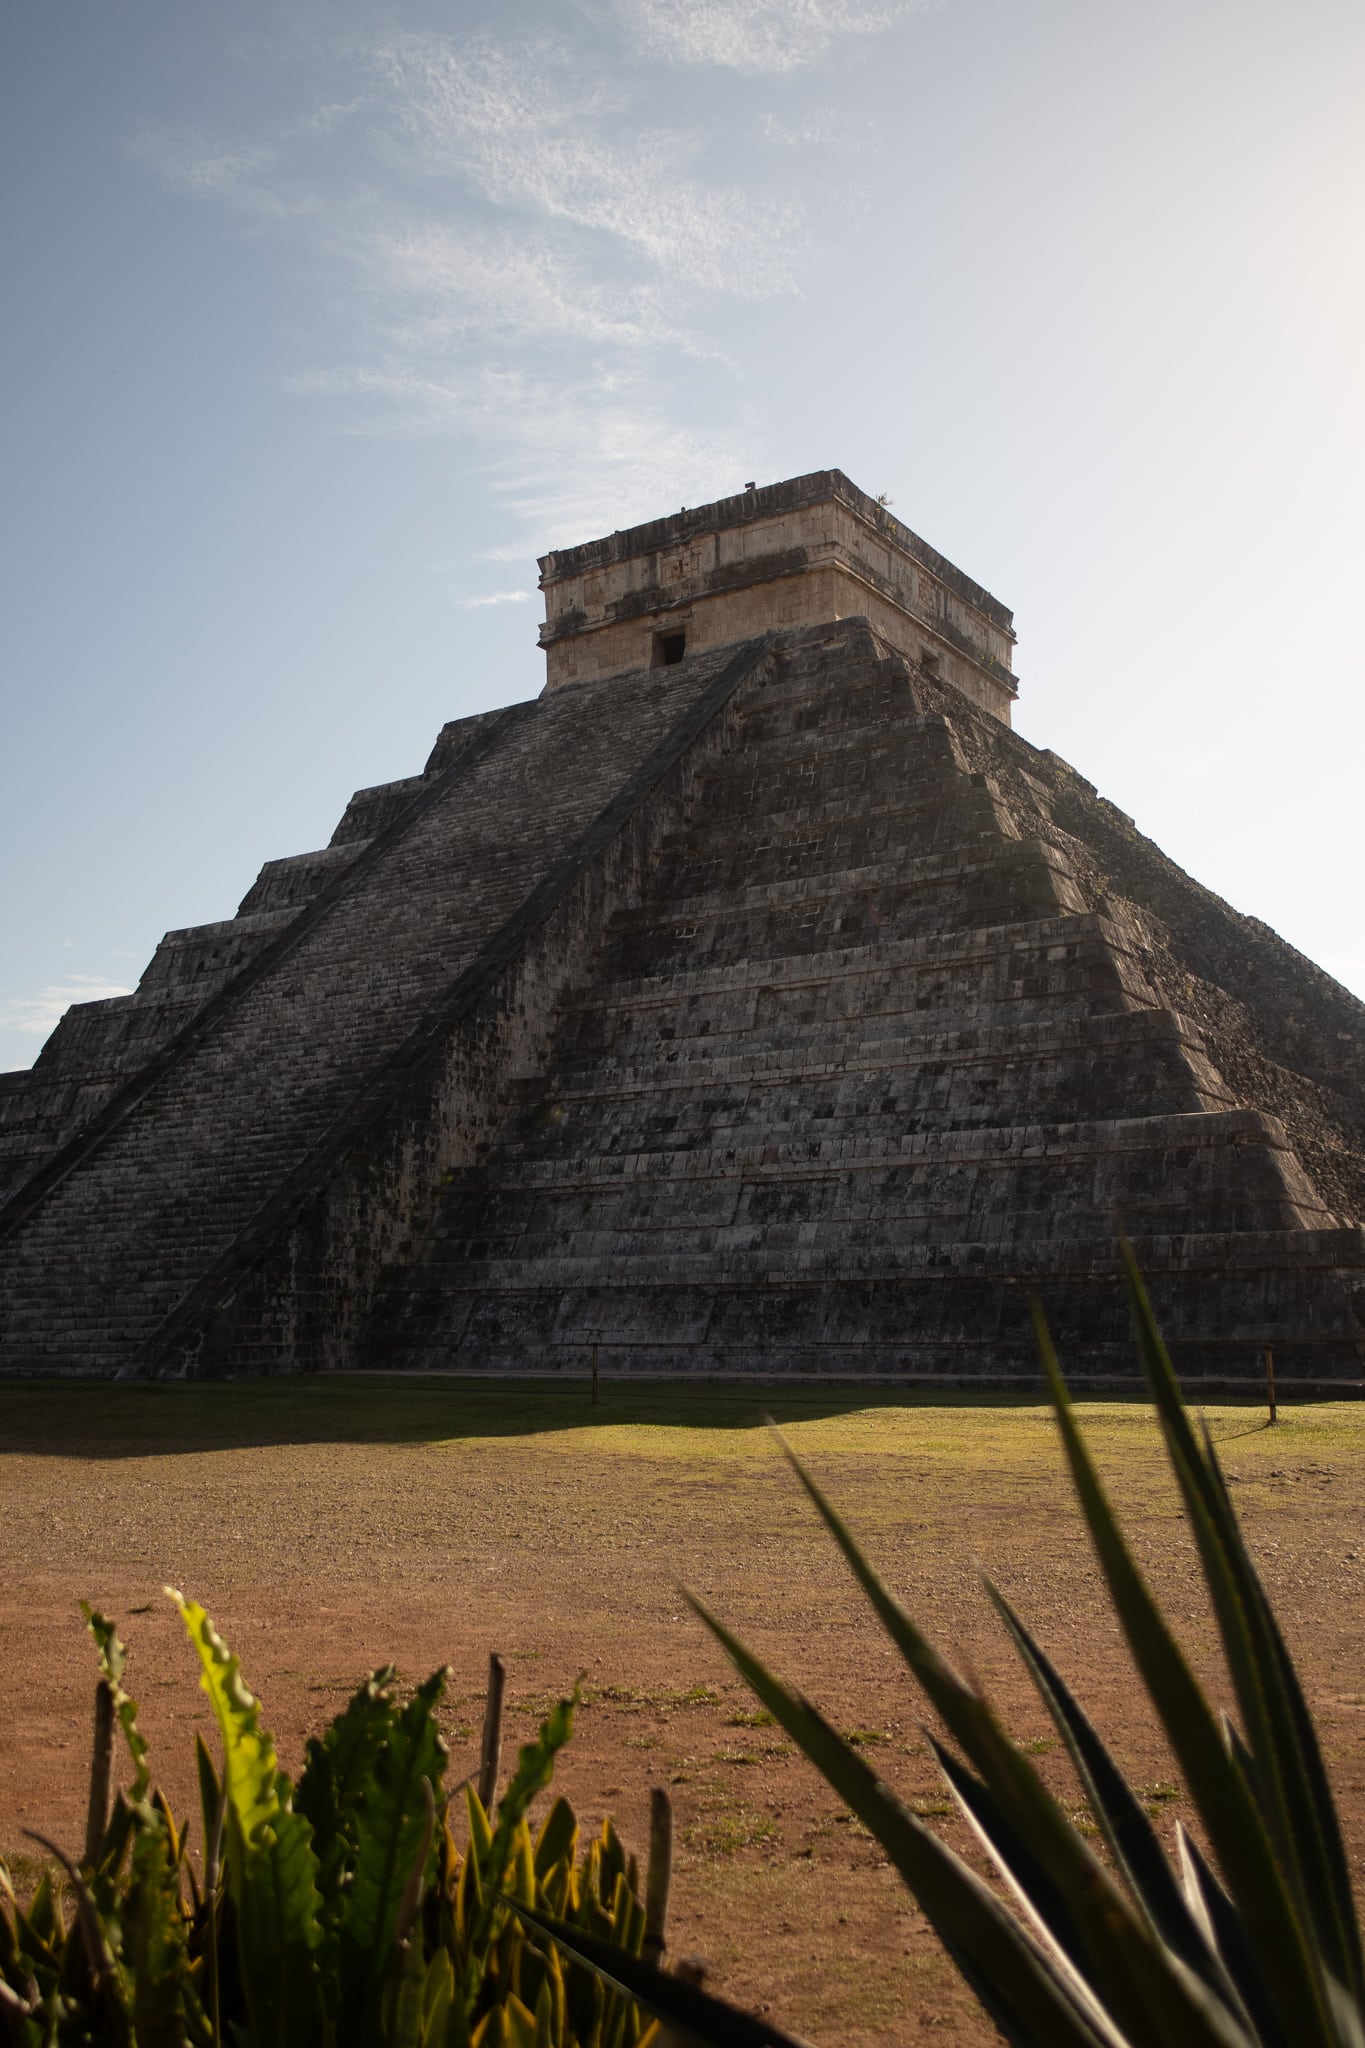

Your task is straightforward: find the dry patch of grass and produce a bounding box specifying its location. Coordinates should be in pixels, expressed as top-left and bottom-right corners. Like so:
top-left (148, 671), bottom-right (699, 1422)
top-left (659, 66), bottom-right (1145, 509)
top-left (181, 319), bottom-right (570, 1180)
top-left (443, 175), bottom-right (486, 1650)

top-left (3, 1377), bottom-right (1364, 2046)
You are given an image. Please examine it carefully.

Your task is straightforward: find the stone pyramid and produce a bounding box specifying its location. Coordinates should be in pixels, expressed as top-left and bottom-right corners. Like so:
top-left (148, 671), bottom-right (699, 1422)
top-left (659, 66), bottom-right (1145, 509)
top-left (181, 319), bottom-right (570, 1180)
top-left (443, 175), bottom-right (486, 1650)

top-left (2, 472), bottom-right (1362, 1383)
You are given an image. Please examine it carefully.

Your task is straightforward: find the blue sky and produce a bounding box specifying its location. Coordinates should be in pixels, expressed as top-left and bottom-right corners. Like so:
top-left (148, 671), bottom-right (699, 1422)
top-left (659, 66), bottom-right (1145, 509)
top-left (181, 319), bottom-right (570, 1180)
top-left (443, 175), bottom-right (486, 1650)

top-left (3, 0), bottom-right (1363, 1071)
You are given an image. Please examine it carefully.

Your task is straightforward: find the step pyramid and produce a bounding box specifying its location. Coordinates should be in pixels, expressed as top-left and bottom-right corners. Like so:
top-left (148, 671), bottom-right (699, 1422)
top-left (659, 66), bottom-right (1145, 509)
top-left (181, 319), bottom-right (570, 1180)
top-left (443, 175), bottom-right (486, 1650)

top-left (2, 472), bottom-right (1362, 1384)
top-left (362, 625), bottom-right (1365, 1382)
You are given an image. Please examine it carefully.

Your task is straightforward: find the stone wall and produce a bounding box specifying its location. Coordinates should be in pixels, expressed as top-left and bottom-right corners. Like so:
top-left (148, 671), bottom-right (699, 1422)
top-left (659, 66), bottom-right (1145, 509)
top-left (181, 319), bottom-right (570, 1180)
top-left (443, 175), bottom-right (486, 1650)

top-left (539, 470), bottom-right (1017, 721)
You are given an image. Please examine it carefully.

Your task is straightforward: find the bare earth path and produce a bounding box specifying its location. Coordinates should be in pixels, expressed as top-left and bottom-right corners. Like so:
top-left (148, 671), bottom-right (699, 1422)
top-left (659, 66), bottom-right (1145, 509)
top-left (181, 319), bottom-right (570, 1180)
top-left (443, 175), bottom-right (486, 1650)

top-left (3, 1377), bottom-right (1364, 2043)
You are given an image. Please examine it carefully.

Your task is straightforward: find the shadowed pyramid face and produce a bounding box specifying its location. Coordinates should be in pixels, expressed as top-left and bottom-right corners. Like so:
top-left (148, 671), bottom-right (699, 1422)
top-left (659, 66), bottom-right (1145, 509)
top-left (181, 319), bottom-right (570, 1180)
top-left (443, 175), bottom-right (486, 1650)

top-left (1, 486), bottom-right (1362, 1387)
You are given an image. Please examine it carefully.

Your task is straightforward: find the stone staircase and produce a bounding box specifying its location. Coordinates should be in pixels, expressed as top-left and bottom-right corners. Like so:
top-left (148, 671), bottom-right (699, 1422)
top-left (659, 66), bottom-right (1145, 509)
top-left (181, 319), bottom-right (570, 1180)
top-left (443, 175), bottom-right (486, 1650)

top-left (362, 627), bottom-right (1365, 1379)
top-left (0, 648), bottom-right (757, 1374)
top-left (0, 717), bottom-right (501, 1208)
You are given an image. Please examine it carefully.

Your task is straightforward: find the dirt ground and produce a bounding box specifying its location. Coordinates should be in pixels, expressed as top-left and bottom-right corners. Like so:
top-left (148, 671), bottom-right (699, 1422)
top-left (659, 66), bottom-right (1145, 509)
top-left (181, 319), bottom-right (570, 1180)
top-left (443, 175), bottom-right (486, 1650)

top-left (3, 1374), bottom-right (1364, 2044)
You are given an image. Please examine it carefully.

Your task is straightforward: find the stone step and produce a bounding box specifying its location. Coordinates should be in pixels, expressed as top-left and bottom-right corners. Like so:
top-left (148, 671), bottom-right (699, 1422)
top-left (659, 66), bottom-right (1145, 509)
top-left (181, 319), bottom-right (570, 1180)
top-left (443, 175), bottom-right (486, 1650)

top-left (647, 787), bottom-right (1011, 883)
top-left (0, 651), bottom-right (739, 1373)
top-left (483, 1049), bottom-right (1221, 1167)
top-left (696, 747), bottom-right (972, 824)
top-left (432, 1159), bottom-right (1316, 1261)
top-left (362, 1228), bottom-right (1365, 1379)
top-left (728, 674), bottom-right (914, 743)
top-left (594, 843), bottom-right (1088, 979)
top-left (616, 837), bottom-right (1053, 926)
top-left (538, 1004), bottom-right (1215, 1098)
top-left (561, 913), bottom-right (1136, 1010)
top-left (430, 1105), bottom-right (1323, 1205)
top-left (730, 646), bottom-right (909, 708)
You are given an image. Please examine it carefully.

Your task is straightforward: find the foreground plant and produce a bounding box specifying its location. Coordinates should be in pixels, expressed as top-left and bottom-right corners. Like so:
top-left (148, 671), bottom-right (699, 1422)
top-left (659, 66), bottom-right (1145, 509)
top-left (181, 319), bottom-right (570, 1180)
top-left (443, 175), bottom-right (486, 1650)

top-left (529, 1254), bottom-right (1365, 2047)
top-left (0, 1600), bottom-right (657, 2048)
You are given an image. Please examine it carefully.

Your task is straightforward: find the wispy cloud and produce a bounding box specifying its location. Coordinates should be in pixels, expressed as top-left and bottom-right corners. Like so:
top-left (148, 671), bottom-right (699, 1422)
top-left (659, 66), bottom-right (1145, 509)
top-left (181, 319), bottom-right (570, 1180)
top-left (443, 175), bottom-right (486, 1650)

top-left (354, 218), bottom-right (708, 355)
top-left (129, 131), bottom-right (313, 222)
top-left (131, 4), bottom-right (918, 539)
top-left (295, 358), bottom-right (757, 536)
top-left (760, 108), bottom-right (868, 149)
top-left (455, 588), bottom-right (533, 608)
top-left (608, 0), bottom-right (923, 74)
top-left (368, 32), bottom-right (801, 294)
top-left (0, 976), bottom-right (133, 1040)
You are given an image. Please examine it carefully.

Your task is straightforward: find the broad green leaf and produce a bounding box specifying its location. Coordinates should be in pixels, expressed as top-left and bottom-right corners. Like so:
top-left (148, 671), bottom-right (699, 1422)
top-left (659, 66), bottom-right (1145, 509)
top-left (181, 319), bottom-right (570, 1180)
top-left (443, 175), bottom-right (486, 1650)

top-left (296, 1665), bottom-right (400, 1898)
top-left (168, 1588), bottom-right (326, 2048)
top-left (387, 1911), bottom-right (429, 2048)
top-left (466, 1784), bottom-right (494, 1870)
top-left (534, 1798), bottom-right (578, 1882)
top-left (124, 1807), bottom-right (187, 2048)
top-left (337, 1667), bottom-right (449, 2047)
top-left (422, 1947), bottom-right (455, 2048)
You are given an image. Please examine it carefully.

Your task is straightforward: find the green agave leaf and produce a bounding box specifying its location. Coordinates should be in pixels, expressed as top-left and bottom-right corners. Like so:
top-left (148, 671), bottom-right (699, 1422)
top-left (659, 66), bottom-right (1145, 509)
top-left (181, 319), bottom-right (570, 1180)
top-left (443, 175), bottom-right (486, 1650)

top-left (1176, 1825), bottom-right (1288, 2048)
top-left (766, 1434), bottom-right (1246, 2048)
top-left (82, 1604), bottom-right (151, 1803)
top-left (925, 1739), bottom-right (1094, 1972)
top-left (1032, 1302), bottom-right (1339, 2048)
top-left (1120, 1247), bottom-right (1365, 2012)
top-left (984, 1578), bottom-right (1241, 2010)
top-left (337, 1667), bottom-right (449, 2046)
top-left (168, 1588), bottom-right (326, 2048)
top-left (504, 1897), bottom-right (814, 2048)
top-left (683, 1595), bottom-right (1117, 2048)
top-left (928, 1736), bottom-right (1251, 2048)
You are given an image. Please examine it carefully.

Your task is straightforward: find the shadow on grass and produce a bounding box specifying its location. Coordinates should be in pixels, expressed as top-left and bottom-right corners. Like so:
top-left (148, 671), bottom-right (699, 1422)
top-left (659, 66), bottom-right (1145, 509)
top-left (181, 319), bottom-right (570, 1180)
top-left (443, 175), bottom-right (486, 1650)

top-left (0, 1369), bottom-right (1274, 1462)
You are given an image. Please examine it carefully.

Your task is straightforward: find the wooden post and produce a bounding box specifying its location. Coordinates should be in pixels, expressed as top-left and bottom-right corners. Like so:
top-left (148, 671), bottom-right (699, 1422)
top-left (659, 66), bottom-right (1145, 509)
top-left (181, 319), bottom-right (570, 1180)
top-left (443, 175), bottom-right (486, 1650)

top-left (591, 1342), bottom-right (599, 1407)
top-left (643, 1787), bottom-right (673, 1967)
top-left (84, 1678), bottom-right (116, 1866)
top-left (1266, 1346), bottom-right (1277, 1426)
top-left (478, 1653), bottom-right (506, 1813)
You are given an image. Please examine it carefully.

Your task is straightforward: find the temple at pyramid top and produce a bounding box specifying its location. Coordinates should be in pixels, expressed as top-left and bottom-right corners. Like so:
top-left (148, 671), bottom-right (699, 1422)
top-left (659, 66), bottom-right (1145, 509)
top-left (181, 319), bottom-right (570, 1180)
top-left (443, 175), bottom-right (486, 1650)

top-left (537, 468), bottom-right (1019, 723)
